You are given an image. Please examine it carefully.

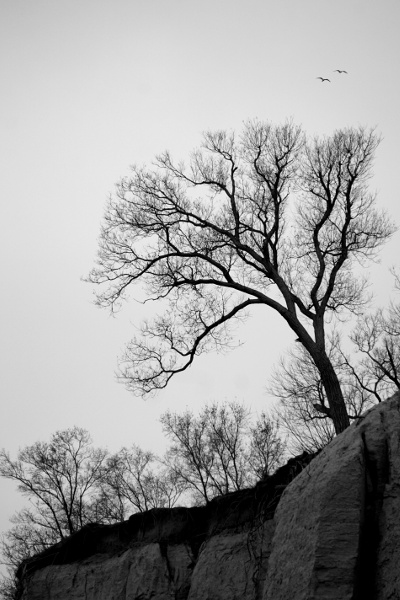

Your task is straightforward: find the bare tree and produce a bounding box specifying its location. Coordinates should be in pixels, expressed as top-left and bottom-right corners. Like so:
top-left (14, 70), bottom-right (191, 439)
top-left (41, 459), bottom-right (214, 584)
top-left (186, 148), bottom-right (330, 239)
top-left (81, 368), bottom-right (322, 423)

top-left (88, 121), bottom-right (395, 434)
top-left (0, 508), bottom-right (62, 600)
top-left (0, 428), bottom-right (109, 541)
top-left (248, 413), bottom-right (286, 478)
top-left (271, 333), bottom-right (376, 453)
top-left (161, 407), bottom-right (220, 503)
top-left (0, 428), bottom-right (110, 598)
top-left (161, 402), bottom-right (286, 503)
top-left (350, 279), bottom-right (400, 398)
top-left (102, 445), bottom-right (184, 518)
top-left (0, 510), bottom-right (59, 582)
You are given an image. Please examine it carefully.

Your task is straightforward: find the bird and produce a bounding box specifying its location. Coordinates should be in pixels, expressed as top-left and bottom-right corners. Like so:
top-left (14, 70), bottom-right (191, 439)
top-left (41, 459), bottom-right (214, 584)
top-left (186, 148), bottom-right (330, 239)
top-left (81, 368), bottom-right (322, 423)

top-left (317, 77), bottom-right (330, 82)
top-left (334, 69), bottom-right (348, 74)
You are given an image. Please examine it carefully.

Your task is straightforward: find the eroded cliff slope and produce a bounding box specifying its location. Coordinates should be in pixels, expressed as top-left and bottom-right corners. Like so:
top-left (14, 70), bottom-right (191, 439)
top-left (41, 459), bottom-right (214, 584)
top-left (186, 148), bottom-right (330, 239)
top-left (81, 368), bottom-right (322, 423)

top-left (19, 393), bottom-right (400, 600)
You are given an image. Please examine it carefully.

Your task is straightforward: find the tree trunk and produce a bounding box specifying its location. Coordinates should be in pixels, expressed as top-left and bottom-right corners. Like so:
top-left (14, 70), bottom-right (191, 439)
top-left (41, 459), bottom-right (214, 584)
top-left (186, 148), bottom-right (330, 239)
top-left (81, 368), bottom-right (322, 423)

top-left (282, 308), bottom-right (351, 434)
top-left (315, 352), bottom-right (351, 434)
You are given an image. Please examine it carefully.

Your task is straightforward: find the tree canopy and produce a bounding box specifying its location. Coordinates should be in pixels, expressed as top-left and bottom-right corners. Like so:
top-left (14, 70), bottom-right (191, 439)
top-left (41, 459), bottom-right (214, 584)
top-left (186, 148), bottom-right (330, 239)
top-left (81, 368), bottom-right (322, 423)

top-left (88, 121), bottom-right (395, 434)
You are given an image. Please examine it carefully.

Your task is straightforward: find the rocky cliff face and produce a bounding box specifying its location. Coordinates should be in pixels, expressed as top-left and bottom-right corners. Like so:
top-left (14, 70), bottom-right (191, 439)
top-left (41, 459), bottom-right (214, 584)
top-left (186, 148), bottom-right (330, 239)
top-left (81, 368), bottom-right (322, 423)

top-left (19, 393), bottom-right (400, 600)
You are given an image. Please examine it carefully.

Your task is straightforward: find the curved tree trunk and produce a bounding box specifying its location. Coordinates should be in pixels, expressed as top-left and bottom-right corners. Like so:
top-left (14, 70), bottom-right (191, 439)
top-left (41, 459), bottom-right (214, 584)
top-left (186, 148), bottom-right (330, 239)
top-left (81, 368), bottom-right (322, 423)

top-left (315, 352), bottom-right (351, 434)
top-left (282, 310), bottom-right (351, 435)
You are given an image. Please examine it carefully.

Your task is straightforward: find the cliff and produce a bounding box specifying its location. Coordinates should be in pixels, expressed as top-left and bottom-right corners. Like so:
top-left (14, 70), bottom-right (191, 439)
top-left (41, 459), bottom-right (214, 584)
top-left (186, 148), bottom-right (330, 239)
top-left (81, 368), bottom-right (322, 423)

top-left (18, 393), bottom-right (400, 599)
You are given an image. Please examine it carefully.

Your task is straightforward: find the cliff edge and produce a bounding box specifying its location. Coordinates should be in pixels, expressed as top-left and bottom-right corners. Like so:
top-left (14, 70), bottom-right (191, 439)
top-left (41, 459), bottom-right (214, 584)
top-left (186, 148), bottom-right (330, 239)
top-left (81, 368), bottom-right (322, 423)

top-left (18, 393), bottom-right (400, 599)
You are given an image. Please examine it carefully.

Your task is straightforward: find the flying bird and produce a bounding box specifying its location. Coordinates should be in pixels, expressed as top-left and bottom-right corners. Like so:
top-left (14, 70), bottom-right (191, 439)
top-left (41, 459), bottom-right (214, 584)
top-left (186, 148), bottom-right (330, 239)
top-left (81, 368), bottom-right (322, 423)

top-left (334, 69), bottom-right (348, 74)
top-left (317, 77), bottom-right (330, 82)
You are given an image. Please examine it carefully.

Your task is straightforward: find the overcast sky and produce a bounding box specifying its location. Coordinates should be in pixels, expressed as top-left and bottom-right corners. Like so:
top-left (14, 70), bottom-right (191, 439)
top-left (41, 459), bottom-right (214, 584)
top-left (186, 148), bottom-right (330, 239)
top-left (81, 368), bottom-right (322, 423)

top-left (1, 0), bottom-right (399, 538)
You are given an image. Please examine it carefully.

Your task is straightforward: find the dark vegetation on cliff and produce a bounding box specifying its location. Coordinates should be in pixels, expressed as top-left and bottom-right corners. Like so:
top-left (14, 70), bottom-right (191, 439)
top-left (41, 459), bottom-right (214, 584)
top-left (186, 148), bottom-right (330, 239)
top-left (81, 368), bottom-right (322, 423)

top-left (16, 450), bottom-right (317, 585)
top-left (15, 396), bottom-right (400, 600)
top-left (0, 404), bottom-right (285, 598)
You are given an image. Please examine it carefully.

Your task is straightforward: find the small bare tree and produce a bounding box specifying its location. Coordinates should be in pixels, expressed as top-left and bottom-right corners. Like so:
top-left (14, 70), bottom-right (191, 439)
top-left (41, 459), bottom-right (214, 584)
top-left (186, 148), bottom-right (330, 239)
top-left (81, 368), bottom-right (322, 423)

top-left (161, 402), bottom-right (285, 503)
top-left (350, 276), bottom-right (400, 399)
top-left (0, 428), bottom-right (108, 541)
top-left (102, 445), bottom-right (183, 518)
top-left (161, 408), bottom-right (216, 503)
top-left (248, 412), bottom-right (287, 478)
top-left (89, 121), bottom-right (395, 434)
top-left (0, 428), bottom-right (109, 598)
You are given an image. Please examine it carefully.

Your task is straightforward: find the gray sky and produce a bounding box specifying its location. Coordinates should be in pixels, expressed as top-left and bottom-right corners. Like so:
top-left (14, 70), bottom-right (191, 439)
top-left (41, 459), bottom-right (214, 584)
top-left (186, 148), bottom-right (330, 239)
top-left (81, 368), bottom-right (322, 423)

top-left (1, 0), bottom-right (399, 538)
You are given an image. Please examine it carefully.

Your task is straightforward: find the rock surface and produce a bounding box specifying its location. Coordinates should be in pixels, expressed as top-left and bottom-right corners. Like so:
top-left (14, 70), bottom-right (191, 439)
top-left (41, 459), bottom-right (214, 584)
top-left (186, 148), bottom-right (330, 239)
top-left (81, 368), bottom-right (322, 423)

top-left (18, 393), bottom-right (400, 599)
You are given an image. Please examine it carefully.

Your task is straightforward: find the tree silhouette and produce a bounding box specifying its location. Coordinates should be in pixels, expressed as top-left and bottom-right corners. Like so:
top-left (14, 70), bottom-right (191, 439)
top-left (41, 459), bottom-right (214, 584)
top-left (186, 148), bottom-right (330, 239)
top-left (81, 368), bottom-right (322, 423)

top-left (161, 402), bottom-right (285, 503)
top-left (89, 121), bottom-right (395, 434)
